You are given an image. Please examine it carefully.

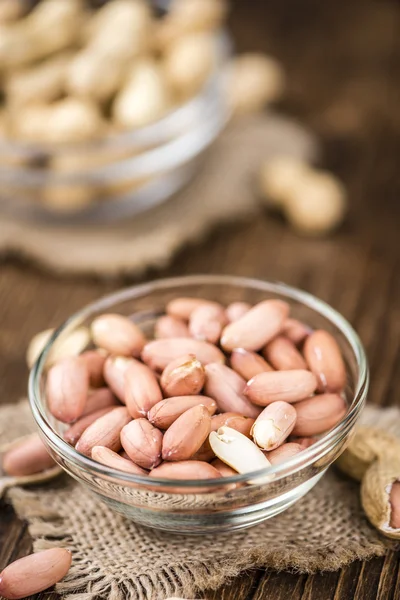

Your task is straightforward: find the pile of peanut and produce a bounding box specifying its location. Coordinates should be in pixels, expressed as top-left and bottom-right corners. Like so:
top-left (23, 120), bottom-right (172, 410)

top-left (0, 296), bottom-right (350, 598)
top-left (0, 0), bottom-right (345, 235)
top-left (4, 296), bottom-right (349, 485)
top-left (0, 0), bottom-right (228, 141)
top-left (0, 0), bottom-right (285, 144)
top-left (0, 0), bottom-right (287, 213)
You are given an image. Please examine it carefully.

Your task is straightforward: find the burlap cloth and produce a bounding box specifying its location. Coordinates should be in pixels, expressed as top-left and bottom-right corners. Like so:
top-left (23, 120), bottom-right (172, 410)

top-left (1, 401), bottom-right (399, 600)
top-left (0, 114), bottom-right (317, 277)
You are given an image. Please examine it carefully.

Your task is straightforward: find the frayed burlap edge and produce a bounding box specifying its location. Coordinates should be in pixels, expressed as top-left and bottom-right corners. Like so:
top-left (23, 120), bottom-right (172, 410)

top-left (4, 403), bottom-right (400, 600)
top-left (5, 484), bottom-right (391, 600)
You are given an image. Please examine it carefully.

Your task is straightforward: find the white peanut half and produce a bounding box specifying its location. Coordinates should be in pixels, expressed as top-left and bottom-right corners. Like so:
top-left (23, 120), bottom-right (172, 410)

top-left (209, 426), bottom-right (272, 483)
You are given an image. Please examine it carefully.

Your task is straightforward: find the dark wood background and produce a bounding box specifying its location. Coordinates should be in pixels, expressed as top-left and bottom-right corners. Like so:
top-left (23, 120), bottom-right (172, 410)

top-left (1, 0), bottom-right (400, 598)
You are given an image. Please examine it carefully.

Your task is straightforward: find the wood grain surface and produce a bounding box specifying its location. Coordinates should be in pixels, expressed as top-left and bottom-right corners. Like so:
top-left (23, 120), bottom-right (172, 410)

top-left (1, 0), bottom-right (399, 598)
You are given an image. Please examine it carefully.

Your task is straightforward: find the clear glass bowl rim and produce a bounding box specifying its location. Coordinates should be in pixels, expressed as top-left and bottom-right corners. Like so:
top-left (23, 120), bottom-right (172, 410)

top-left (29, 274), bottom-right (369, 489)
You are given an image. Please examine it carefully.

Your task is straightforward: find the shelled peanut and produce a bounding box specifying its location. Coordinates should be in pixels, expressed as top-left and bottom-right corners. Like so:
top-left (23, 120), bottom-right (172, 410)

top-left (11, 296), bottom-right (352, 488)
top-left (0, 548), bottom-right (72, 600)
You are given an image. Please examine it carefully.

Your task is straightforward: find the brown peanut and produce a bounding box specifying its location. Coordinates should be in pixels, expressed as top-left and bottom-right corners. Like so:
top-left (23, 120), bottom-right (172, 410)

top-left (148, 395), bottom-right (217, 429)
top-left (230, 348), bottom-right (273, 380)
top-left (166, 297), bottom-right (220, 320)
top-left (79, 350), bottom-right (106, 388)
top-left (124, 358), bottom-right (163, 418)
top-left (292, 393), bottom-right (346, 437)
top-left (204, 363), bottom-right (261, 418)
top-left (262, 336), bottom-right (307, 370)
top-left (160, 354), bottom-right (205, 397)
top-left (390, 482), bottom-right (400, 529)
top-left (304, 330), bottom-right (346, 392)
top-left (282, 318), bottom-right (311, 346)
top-left (82, 388), bottom-right (119, 416)
top-left (2, 434), bottom-right (55, 476)
top-left (267, 442), bottom-right (303, 465)
top-left (0, 548), bottom-right (72, 600)
top-left (188, 302), bottom-right (227, 344)
top-left (91, 314), bottom-right (146, 357)
top-left (225, 302), bottom-right (251, 322)
top-left (103, 356), bottom-right (132, 402)
top-left (211, 458), bottom-right (238, 477)
top-left (91, 446), bottom-right (148, 476)
top-left (120, 419), bottom-right (163, 469)
top-left (154, 315), bottom-right (190, 338)
top-left (361, 456), bottom-right (400, 539)
top-left (162, 405), bottom-right (211, 461)
top-left (75, 406), bottom-right (131, 456)
top-left (150, 460), bottom-right (221, 481)
top-left (64, 407), bottom-right (116, 446)
top-left (221, 299), bottom-right (289, 351)
top-left (141, 338), bottom-right (225, 371)
top-left (47, 356), bottom-right (89, 423)
top-left (245, 369), bottom-right (317, 405)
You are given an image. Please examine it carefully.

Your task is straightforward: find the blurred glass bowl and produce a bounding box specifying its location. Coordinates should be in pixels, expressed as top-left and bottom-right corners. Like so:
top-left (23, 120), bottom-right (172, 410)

top-left (0, 10), bottom-right (230, 224)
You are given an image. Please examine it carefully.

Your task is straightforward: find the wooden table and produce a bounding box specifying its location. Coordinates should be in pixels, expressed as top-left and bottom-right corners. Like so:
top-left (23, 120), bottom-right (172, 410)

top-left (1, 0), bottom-right (399, 598)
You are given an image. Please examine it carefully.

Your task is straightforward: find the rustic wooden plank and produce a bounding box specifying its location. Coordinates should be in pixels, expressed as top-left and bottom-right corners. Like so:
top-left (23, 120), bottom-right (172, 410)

top-left (0, 502), bottom-right (27, 568)
top-left (252, 570), bottom-right (306, 600)
top-left (333, 561), bottom-right (363, 600)
top-left (393, 554), bottom-right (400, 600)
top-left (301, 571), bottom-right (341, 600)
top-left (376, 551), bottom-right (400, 600)
top-left (353, 557), bottom-right (387, 600)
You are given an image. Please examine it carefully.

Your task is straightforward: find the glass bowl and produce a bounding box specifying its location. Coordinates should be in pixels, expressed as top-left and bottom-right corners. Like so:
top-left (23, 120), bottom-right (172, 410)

top-left (0, 5), bottom-right (230, 225)
top-left (29, 275), bottom-right (368, 534)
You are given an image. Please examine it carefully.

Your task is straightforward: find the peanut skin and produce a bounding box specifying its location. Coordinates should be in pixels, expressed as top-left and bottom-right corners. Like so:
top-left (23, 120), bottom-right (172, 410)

top-left (390, 482), bottom-right (400, 529)
top-left (221, 300), bottom-right (289, 352)
top-left (2, 434), bottom-right (55, 476)
top-left (160, 354), bottom-right (205, 397)
top-left (121, 419), bottom-right (163, 470)
top-left (75, 407), bottom-right (131, 457)
top-left (162, 405), bottom-right (211, 461)
top-left (0, 548), bottom-right (72, 599)
top-left (47, 356), bottom-right (89, 423)
top-left (303, 330), bottom-right (346, 392)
